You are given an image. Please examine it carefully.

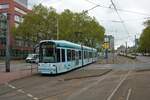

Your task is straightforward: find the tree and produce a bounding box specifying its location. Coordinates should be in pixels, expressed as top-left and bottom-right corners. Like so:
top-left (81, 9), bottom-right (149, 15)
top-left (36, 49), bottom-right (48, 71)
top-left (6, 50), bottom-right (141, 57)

top-left (59, 10), bottom-right (105, 47)
top-left (144, 20), bottom-right (150, 27)
top-left (13, 4), bottom-right (58, 45)
top-left (139, 20), bottom-right (150, 53)
top-left (13, 4), bottom-right (105, 48)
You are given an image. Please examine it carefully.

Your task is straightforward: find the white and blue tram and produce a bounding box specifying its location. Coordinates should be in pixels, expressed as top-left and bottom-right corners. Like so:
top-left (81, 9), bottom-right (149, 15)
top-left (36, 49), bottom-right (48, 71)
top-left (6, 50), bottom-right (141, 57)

top-left (38, 40), bottom-right (97, 74)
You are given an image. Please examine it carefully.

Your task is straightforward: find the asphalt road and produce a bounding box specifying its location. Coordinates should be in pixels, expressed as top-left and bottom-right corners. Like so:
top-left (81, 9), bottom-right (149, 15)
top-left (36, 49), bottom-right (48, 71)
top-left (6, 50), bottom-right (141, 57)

top-left (0, 64), bottom-right (150, 100)
top-left (1, 56), bottom-right (150, 100)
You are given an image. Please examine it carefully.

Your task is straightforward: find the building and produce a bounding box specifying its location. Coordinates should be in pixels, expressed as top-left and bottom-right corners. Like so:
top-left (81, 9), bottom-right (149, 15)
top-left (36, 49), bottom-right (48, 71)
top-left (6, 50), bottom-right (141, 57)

top-left (14, 0), bottom-right (28, 7)
top-left (135, 38), bottom-right (139, 48)
top-left (117, 45), bottom-right (126, 53)
top-left (0, 0), bottom-right (32, 59)
top-left (104, 35), bottom-right (114, 51)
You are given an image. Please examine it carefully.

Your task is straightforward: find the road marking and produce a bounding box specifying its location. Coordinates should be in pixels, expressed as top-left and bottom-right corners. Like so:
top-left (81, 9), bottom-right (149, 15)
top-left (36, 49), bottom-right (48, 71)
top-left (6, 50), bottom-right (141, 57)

top-left (107, 71), bottom-right (131, 100)
top-left (17, 89), bottom-right (25, 93)
top-left (8, 84), bottom-right (16, 89)
top-left (6, 83), bottom-right (39, 100)
top-left (126, 88), bottom-right (132, 100)
top-left (33, 97), bottom-right (39, 100)
top-left (27, 93), bottom-right (34, 98)
top-left (66, 71), bottom-right (114, 100)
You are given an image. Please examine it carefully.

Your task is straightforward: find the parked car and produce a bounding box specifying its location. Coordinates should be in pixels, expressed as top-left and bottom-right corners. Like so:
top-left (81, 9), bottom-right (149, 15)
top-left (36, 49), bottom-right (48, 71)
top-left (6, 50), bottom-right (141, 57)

top-left (25, 54), bottom-right (39, 63)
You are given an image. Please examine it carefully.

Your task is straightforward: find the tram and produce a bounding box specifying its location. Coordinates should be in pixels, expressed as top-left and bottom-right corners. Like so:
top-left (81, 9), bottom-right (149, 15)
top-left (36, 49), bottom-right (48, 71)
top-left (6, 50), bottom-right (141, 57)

top-left (38, 40), bottom-right (97, 74)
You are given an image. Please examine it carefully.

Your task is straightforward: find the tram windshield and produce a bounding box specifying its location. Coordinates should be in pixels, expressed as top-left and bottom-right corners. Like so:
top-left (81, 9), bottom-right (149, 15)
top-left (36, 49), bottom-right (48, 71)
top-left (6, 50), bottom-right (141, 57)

top-left (39, 42), bottom-right (56, 63)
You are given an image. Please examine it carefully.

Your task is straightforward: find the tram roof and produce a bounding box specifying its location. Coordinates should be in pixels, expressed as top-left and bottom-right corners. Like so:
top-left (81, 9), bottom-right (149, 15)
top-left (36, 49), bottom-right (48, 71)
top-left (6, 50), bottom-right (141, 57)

top-left (40, 40), bottom-right (97, 51)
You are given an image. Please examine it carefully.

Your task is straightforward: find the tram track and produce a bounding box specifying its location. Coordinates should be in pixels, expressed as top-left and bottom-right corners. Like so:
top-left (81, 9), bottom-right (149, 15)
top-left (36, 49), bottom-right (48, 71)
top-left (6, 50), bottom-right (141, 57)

top-left (1, 68), bottom-right (149, 100)
top-left (23, 70), bottom-right (131, 100)
top-left (64, 70), bottom-right (131, 100)
top-left (106, 70), bottom-right (131, 100)
top-left (0, 63), bottom-right (135, 100)
top-left (28, 70), bottom-right (130, 100)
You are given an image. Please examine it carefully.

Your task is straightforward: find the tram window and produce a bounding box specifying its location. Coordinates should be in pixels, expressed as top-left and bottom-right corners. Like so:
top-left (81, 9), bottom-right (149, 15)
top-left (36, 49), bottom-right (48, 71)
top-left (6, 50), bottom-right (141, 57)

top-left (79, 51), bottom-right (81, 59)
top-left (67, 49), bottom-right (71, 61)
top-left (41, 46), bottom-right (55, 63)
top-left (94, 53), bottom-right (96, 58)
top-left (87, 52), bottom-right (90, 58)
top-left (84, 51), bottom-right (86, 58)
top-left (76, 51), bottom-right (79, 59)
top-left (89, 52), bottom-right (92, 58)
top-left (95, 52), bottom-right (97, 57)
top-left (90, 52), bottom-right (92, 58)
top-left (62, 49), bottom-right (65, 62)
top-left (72, 50), bottom-right (75, 60)
top-left (86, 51), bottom-right (88, 58)
top-left (92, 52), bottom-right (94, 58)
top-left (84, 51), bottom-right (86, 59)
top-left (56, 49), bottom-right (60, 62)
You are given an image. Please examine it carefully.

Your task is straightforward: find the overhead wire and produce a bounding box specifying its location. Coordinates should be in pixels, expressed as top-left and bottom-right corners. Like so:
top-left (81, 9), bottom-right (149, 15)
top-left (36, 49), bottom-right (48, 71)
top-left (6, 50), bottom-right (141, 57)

top-left (85, 5), bottom-right (100, 12)
top-left (110, 0), bottom-right (130, 36)
top-left (84, 0), bottom-right (149, 35)
top-left (84, 0), bottom-right (150, 16)
top-left (85, 0), bottom-right (144, 45)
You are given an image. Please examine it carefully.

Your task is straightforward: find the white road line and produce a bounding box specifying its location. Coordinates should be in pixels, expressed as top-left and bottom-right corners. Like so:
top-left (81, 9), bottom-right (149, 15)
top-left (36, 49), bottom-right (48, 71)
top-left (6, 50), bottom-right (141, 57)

top-left (107, 71), bottom-right (131, 100)
top-left (17, 89), bottom-right (25, 94)
top-left (126, 88), bottom-right (132, 100)
top-left (27, 93), bottom-right (34, 98)
top-left (8, 84), bottom-right (16, 89)
top-left (66, 71), bottom-right (114, 100)
top-left (33, 97), bottom-right (39, 100)
top-left (6, 83), bottom-right (39, 100)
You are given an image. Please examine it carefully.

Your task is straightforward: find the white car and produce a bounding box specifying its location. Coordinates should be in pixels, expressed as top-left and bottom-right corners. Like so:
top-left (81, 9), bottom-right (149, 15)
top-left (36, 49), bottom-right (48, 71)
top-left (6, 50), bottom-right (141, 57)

top-left (26, 54), bottom-right (39, 63)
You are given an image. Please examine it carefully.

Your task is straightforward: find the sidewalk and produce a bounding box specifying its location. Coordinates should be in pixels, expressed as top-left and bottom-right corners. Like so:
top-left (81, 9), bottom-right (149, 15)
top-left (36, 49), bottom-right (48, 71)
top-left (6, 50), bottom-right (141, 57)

top-left (0, 67), bottom-right (37, 85)
top-left (0, 60), bottom-right (25, 64)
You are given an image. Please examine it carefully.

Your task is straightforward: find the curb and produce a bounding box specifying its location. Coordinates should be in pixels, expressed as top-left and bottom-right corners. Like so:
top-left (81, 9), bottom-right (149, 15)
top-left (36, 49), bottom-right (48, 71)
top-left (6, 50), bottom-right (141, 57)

top-left (63, 69), bottom-right (112, 81)
top-left (135, 68), bottom-right (150, 72)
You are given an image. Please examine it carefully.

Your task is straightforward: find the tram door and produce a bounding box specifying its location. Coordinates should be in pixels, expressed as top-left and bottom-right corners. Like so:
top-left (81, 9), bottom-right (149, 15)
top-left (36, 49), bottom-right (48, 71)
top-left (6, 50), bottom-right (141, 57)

top-left (75, 51), bottom-right (79, 66)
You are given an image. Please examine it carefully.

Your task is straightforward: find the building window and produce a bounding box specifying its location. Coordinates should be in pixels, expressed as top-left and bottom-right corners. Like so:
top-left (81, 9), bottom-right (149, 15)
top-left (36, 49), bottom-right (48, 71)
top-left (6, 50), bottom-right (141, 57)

top-left (15, 7), bottom-right (27, 15)
top-left (0, 37), bottom-right (6, 45)
top-left (15, 23), bottom-right (19, 27)
top-left (0, 4), bottom-right (9, 9)
top-left (15, 40), bottom-right (22, 47)
top-left (14, 15), bottom-right (24, 23)
top-left (14, 15), bottom-right (20, 22)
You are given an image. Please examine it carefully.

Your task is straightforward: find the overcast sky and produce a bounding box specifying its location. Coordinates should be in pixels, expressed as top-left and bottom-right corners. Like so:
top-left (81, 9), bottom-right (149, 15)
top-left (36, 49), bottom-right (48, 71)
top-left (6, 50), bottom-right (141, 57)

top-left (28, 0), bottom-right (150, 48)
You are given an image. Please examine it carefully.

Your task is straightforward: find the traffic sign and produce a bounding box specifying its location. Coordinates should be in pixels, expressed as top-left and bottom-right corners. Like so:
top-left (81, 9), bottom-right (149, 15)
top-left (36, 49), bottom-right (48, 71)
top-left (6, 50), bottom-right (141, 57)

top-left (102, 42), bottom-right (109, 49)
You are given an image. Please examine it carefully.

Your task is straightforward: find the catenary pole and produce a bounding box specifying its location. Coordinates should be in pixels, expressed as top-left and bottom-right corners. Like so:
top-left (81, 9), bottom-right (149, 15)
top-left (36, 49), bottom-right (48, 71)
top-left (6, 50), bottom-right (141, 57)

top-left (5, 13), bottom-right (10, 72)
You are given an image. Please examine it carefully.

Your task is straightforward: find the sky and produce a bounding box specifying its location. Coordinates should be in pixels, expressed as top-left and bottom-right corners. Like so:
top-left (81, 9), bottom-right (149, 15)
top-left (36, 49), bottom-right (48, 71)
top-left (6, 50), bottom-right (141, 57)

top-left (28, 0), bottom-right (150, 49)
